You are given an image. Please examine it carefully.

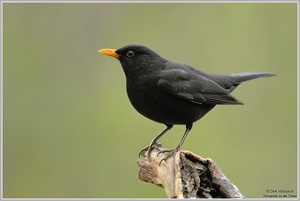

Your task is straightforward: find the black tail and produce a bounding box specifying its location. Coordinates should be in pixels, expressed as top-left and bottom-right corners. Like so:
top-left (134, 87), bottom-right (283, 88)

top-left (231, 72), bottom-right (276, 83)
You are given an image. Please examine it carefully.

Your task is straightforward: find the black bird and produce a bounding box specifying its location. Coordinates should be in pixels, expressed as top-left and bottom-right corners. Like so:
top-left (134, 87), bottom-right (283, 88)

top-left (98, 44), bottom-right (275, 162)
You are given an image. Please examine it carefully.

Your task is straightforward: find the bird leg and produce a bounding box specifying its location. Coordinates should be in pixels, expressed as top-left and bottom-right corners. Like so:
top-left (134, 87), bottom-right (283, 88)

top-left (157, 124), bottom-right (193, 165)
top-left (138, 125), bottom-right (173, 161)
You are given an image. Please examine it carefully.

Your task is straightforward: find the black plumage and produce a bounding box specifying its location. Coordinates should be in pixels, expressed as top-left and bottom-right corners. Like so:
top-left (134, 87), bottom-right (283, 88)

top-left (99, 44), bottom-right (275, 162)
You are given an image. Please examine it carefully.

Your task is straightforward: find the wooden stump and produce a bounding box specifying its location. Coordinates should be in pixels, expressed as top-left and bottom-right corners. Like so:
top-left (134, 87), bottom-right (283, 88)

top-left (137, 143), bottom-right (244, 199)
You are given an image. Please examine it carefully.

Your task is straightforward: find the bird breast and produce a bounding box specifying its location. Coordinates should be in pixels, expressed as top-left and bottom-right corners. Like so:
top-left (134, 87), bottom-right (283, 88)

top-left (125, 75), bottom-right (214, 125)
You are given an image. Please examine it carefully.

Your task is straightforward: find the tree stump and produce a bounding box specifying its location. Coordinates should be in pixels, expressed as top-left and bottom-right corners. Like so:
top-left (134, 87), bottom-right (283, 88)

top-left (137, 142), bottom-right (244, 199)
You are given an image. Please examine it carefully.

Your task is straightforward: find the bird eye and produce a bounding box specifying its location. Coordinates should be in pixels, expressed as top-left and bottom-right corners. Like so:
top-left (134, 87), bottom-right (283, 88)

top-left (126, 50), bottom-right (135, 58)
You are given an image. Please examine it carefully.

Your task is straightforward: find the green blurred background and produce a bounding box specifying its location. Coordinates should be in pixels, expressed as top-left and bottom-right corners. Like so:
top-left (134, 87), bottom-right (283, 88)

top-left (3, 2), bottom-right (297, 198)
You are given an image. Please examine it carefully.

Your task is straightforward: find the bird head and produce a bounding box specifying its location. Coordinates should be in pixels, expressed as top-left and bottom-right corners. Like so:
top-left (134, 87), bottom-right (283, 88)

top-left (99, 45), bottom-right (167, 77)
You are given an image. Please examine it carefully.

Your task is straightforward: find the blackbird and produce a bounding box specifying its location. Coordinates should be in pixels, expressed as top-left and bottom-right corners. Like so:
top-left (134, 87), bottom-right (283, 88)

top-left (98, 44), bottom-right (275, 162)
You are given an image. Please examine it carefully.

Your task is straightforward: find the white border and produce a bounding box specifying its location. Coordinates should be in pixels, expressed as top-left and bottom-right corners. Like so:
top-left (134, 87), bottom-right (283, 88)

top-left (0, 1), bottom-right (298, 201)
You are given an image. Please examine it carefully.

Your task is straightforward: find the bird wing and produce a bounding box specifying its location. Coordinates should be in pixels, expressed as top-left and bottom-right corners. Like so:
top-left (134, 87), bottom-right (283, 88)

top-left (157, 69), bottom-right (242, 105)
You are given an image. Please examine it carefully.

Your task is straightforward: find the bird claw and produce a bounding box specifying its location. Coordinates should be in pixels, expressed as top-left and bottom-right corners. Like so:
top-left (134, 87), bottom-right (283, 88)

top-left (157, 148), bottom-right (179, 166)
top-left (138, 143), bottom-right (161, 161)
top-left (138, 146), bottom-right (148, 158)
top-left (139, 144), bottom-right (180, 166)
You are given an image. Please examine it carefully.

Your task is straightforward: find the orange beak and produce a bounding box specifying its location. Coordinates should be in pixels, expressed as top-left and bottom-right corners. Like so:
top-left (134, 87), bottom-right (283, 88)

top-left (98, 49), bottom-right (119, 59)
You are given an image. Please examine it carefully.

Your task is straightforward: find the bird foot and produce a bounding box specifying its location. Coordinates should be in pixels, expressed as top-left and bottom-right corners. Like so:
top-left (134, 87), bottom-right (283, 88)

top-left (157, 148), bottom-right (180, 166)
top-left (138, 142), bottom-right (162, 161)
top-left (138, 147), bottom-right (148, 158)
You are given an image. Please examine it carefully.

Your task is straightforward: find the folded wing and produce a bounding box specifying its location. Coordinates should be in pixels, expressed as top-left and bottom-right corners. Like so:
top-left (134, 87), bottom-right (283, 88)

top-left (157, 69), bottom-right (243, 105)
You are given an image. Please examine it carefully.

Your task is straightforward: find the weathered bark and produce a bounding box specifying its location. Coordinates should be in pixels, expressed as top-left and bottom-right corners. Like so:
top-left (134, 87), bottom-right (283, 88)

top-left (137, 142), bottom-right (244, 199)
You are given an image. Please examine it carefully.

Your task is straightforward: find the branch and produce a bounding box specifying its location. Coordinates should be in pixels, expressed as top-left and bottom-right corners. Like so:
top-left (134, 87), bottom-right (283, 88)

top-left (137, 142), bottom-right (244, 199)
